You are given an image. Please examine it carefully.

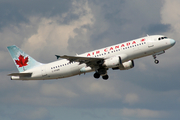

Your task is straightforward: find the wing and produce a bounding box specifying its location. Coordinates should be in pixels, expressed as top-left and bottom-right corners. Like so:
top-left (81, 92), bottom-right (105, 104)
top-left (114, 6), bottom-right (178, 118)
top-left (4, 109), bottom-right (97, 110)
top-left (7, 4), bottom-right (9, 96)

top-left (56, 55), bottom-right (104, 67)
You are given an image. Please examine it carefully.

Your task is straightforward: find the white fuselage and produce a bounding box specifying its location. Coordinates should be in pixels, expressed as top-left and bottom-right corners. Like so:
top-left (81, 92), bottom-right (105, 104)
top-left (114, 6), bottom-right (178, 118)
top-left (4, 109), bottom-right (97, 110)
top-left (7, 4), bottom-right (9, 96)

top-left (11, 35), bottom-right (175, 80)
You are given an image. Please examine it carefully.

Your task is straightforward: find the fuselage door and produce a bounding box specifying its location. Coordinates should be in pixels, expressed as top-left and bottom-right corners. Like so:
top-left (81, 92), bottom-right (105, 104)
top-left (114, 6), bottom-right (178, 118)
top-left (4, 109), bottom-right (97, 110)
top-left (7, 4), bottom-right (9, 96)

top-left (147, 37), bottom-right (154, 48)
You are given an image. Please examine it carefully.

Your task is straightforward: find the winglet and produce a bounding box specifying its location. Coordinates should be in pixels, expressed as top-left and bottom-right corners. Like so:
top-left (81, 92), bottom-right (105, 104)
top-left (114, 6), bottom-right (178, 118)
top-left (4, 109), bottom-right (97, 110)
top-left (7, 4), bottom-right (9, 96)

top-left (55, 55), bottom-right (61, 59)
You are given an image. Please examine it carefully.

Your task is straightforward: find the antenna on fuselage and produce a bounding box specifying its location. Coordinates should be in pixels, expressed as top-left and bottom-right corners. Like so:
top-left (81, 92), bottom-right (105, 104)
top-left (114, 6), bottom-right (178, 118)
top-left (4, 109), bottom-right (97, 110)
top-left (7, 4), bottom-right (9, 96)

top-left (147, 34), bottom-right (149, 37)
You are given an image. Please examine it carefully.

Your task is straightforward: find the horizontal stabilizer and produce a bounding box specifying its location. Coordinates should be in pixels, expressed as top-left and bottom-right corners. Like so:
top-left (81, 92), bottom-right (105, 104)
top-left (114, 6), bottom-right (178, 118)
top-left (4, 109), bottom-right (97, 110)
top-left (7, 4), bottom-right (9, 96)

top-left (8, 73), bottom-right (32, 77)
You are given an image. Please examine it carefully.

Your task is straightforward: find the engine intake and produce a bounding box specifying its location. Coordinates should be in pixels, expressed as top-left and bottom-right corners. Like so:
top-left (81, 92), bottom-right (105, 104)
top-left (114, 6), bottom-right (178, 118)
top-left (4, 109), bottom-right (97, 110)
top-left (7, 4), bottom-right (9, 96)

top-left (103, 56), bottom-right (119, 68)
top-left (119, 60), bottom-right (134, 70)
top-left (104, 56), bottom-right (134, 70)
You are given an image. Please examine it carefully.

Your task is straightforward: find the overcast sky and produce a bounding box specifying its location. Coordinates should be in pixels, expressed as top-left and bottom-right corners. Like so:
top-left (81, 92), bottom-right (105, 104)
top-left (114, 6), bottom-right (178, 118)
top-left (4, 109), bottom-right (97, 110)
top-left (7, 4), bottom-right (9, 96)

top-left (0, 0), bottom-right (180, 120)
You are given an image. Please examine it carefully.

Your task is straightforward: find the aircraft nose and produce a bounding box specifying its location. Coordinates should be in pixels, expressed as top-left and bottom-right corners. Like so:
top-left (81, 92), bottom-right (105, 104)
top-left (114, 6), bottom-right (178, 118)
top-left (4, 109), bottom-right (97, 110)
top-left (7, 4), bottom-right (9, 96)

top-left (170, 39), bottom-right (176, 46)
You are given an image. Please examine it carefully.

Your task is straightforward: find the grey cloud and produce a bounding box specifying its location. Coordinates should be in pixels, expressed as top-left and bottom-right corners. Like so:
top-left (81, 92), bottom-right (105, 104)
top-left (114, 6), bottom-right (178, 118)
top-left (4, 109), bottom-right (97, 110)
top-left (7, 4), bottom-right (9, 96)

top-left (68, 29), bottom-right (92, 54)
top-left (0, 3), bottom-right (27, 30)
top-left (84, 0), bottom-right (164, 50)
top-left (0, 0), bottom-right (72, 29)
top-left (125, 58), bottom-right (180, 92)
top-left (9, 107), bottom-right (52, 120)
top-left (142, 23), bottom-right (171, 34)
top-left (1, 0), bottom-right (180, 120)
top-left (63, 13), bottom-right (80, 24)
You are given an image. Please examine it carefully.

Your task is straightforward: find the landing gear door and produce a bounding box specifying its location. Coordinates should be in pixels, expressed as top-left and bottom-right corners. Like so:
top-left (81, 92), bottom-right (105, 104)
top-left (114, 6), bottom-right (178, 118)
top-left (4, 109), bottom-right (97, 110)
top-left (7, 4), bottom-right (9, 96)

top-left (147, 37), bottom-right (154, 48)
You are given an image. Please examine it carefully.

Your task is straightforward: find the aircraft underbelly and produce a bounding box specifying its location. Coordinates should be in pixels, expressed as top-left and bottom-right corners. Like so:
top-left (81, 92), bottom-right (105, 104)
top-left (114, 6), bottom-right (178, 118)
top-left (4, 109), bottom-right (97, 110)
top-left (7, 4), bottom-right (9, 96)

top-left (70, 64), bottom-right (82, 75)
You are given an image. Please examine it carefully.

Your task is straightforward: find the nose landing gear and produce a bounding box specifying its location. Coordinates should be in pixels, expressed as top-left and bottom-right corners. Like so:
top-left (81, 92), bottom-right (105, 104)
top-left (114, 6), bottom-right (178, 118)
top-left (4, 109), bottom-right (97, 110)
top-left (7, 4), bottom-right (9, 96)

top-left (152, 51), bottom-right (165, 64)
top-left (154, 59), bottom-right (159, 64)
top-left (153, 55), bottom-right (159, 64)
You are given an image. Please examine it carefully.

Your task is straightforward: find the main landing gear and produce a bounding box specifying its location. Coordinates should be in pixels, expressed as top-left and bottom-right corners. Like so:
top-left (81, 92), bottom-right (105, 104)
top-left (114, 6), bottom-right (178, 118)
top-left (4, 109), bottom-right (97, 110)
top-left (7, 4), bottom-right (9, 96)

top-left (102, 75), bottom-right (109, 80)
top-left (153, 55), bottom-right (159, 64)
top-left (94, 72), bottom-right (100, 79)
top-left (93, 72), bottom-right (109, 80)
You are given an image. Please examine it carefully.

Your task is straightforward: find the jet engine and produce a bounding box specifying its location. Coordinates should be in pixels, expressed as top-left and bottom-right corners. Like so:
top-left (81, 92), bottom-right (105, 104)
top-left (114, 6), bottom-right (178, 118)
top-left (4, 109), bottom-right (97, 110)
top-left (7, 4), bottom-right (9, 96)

top-left (104, 56), bottom-right (134, 70)
top-left (118, 60), bottom-right (134, 70)
top-left (103, 56), bottom-right (120, 68)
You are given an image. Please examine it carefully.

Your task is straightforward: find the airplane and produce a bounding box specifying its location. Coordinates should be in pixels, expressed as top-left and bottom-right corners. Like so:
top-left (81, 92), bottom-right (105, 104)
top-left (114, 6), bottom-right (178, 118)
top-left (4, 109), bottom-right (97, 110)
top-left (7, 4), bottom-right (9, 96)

top-left (7, 35), bottom-right (176, 80)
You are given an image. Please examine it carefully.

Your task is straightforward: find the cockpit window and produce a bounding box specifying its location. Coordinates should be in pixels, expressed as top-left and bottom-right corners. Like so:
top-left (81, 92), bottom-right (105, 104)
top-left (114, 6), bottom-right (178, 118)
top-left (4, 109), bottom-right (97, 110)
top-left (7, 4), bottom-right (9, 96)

top-left (158, 37), bottom-right (168, 40)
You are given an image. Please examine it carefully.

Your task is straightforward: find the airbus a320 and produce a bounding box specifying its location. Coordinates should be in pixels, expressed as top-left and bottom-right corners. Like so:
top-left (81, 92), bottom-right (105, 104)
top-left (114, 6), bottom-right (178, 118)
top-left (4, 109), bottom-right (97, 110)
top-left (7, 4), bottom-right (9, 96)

top-left (7, 35), bottom-right (176, 80)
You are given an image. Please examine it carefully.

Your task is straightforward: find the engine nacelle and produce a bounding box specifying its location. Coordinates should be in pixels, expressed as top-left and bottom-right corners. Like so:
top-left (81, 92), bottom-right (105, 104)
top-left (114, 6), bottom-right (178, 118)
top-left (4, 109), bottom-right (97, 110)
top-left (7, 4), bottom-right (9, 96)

top-left (103, 57), bottom-right (120, 68)
top-left (104, 56), bottom-right (134, 70)
top-left (119, 60), bottom-right (134, 70)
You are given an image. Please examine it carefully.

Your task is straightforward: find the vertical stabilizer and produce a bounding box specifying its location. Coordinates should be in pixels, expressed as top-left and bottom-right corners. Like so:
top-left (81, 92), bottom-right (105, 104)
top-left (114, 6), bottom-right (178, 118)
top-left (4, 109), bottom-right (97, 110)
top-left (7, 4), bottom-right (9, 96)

top-left (7, 45), bottom-right (42, 72)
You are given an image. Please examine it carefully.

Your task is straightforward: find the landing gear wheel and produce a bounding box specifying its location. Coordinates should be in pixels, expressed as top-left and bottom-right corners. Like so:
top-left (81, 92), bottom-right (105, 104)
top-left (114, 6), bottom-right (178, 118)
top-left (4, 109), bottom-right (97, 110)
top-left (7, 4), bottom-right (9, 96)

top-left (94, 72), bottom-right (100, 79)
top-left (154, 60), bottom-right (159, 64)
top-left (102, 75), bottom-right (109, 80)
top-left (153, 55), bottom-right (159, 64)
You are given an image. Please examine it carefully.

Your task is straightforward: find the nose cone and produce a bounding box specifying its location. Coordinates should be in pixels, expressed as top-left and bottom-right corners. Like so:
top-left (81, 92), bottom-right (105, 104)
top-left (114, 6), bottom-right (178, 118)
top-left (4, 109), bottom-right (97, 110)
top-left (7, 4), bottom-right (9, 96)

top-left (170, 39), bottom-right (176, 46)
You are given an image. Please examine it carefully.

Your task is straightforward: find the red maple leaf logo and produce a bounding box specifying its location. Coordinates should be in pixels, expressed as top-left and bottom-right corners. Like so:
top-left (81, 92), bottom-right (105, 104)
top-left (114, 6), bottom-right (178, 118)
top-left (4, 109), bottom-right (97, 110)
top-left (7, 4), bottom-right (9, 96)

top-left (15, 55), bottom-right (29, 68)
